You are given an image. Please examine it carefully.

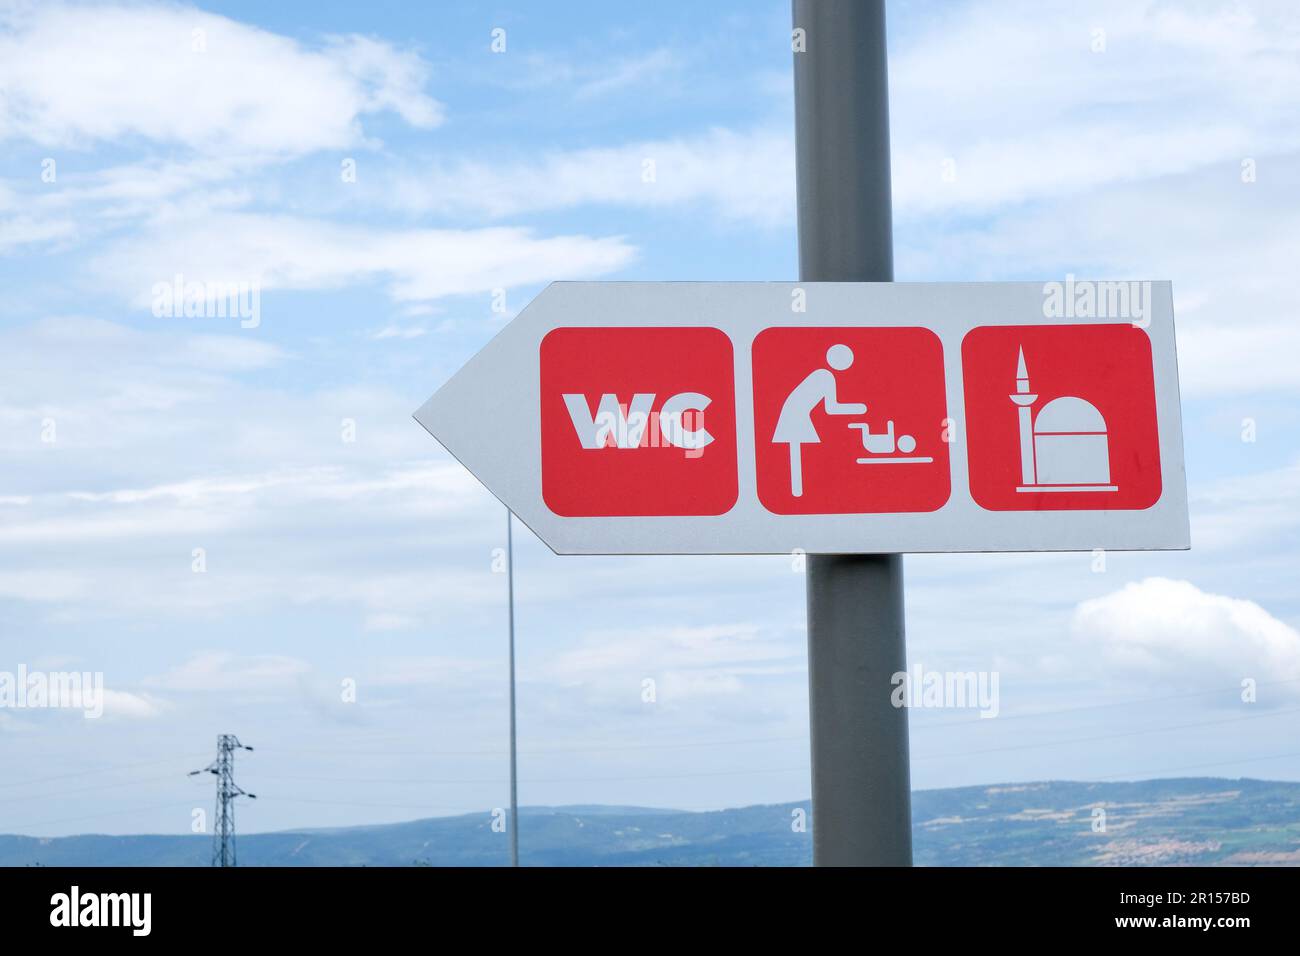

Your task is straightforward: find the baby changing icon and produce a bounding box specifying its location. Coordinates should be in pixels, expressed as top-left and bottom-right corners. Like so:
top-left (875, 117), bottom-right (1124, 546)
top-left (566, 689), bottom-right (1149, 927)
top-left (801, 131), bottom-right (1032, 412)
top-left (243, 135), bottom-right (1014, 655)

top-left (753, 327), bottom-right (950, 515)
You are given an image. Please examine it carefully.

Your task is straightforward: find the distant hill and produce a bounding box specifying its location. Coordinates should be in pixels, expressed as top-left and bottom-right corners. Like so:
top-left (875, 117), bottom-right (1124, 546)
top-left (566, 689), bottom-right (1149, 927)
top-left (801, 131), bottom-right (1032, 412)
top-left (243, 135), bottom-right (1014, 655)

top-left (4, 778), bottom-right (1298, 866)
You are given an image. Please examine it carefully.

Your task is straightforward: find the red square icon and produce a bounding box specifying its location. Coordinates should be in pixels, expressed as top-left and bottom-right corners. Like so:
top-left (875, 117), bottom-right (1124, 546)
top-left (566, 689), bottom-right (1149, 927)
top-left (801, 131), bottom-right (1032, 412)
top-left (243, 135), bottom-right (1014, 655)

top-left (540, 327), bottom-right (738, 517)
top-left (752, 327), bottom-right (951, 515)
top-left (962, 323), bottom-right (1162, 511)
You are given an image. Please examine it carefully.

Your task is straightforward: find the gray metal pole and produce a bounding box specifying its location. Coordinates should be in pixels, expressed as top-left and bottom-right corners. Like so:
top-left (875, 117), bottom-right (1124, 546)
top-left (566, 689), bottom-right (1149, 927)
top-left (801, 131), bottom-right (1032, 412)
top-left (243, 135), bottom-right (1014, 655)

top-left (506, 509), bottom-right (520, 867)
top-left (792, 0), bottom-right (913, 866)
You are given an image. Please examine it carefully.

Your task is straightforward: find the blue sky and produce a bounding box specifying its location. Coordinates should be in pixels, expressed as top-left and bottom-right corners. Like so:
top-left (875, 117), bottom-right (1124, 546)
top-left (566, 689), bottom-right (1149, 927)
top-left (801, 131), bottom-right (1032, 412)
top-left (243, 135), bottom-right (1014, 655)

top-left (1, 0), bottom-right (1298, 845)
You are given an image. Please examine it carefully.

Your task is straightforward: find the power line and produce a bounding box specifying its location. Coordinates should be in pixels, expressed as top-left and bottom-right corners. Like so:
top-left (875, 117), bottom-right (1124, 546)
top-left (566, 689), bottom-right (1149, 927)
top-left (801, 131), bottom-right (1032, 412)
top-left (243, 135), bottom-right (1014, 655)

top-left (915, 705), bottom-right (1300, 761)
top-left (0, 753), bottom-right (209, 791)
top-left (4, 685), bottom-right (1295, 839)
top-left (245, 705), bottom-right (1300, 784)
top-left (252, 677), bottom-right (1300, 759)
top-left (911, 676), bottom-right (1300, 729)
top-left (0, 772), bottom-right (189, 805)
top-left (257, 796), bottom-right (485, 813)
top-left (256, 734), bottom-right (808, 758)
top-left (252, 766), bottom-right (810, 788)
top-left (2, 801), bottom-right (196, 834)
top-left (1086, 750), bottom-right (1300, 782)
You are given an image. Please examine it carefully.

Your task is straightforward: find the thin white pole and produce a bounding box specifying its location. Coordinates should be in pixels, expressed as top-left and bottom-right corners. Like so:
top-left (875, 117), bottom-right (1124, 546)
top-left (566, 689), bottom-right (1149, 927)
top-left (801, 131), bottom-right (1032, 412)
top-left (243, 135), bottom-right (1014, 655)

top-left (506, 508), bottom-right (519, 867)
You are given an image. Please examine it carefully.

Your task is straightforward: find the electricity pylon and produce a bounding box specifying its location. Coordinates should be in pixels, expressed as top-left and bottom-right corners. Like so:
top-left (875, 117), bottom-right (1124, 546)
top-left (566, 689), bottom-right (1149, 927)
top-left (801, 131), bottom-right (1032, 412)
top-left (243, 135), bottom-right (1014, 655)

top-left (190, 734), bottom-right (256, 866)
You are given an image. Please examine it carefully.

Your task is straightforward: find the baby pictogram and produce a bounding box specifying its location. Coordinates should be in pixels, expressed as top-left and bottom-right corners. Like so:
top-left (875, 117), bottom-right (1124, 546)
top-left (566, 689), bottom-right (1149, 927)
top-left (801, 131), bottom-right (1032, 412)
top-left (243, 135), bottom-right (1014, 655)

top-left (848, 420), bottom-right (931, 464)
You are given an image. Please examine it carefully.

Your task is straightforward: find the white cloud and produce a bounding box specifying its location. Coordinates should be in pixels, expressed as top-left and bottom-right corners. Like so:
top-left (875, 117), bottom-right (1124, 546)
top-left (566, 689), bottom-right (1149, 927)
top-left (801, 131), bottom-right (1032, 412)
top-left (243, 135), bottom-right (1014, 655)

top-left (144, 652), bottom-right (312, 692)
top-left (0, 508), bottom-right (230, 545)
top-left (374, 1), bottom-right (1300, 229)
top-left (503, 47), bottom-right (684, 100)
top-left (66, 474), bottom-right (303, 506)
top-left (0, 570), bottom-right (87, 603)
top-left (0, 317), bottom-right (289, 460)
top-left (387, 127), bottom-right (795, 225)
top-left (370, 325), bottom-right (428, 341)
top-left (0, 309), bottom-right (511, 623)
top-left (92, 212), bottom-right (636, 305)
top-left (1177, 322), bottom-right (1300, 395)
top-left (17, 158), bottom-right (260, 228)
top-left (14, 313), bottom-right (283, 370)
top-left (0, 3), bottom-right (442, 155)
top-left (547, 622), bottom-right (804, 708)
top-left (572, 48), bottom-right (683, 100)
top-left (324, 35), bottom-right (443, 128)
top-left (0, 454), bottom-right (500, 620)
top-left (1191, 460), bottom-right (1300, 551)
top-left (100, 689), bottom-right (166, 720)
top-left (3, 1), bottom-right (1300, 830)
top-left (4, 455), bottom-right (470, 519)
top-left (0, 214), bottom-right (77, 250)
top-left (1070, 578), bottom-right (1300, 694)
top-left (888, 0), bottom-right (1300, 215)
top-left (363, 612), bottom-right (419, 632)
top-left (365, 656), bottom-right (491, 686)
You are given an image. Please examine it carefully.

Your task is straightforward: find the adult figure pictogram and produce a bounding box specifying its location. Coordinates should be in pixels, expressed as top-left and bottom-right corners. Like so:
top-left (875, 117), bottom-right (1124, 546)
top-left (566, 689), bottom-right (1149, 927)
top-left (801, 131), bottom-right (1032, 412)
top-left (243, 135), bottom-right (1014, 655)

top-left (772, 343), bottom-right (866, 496)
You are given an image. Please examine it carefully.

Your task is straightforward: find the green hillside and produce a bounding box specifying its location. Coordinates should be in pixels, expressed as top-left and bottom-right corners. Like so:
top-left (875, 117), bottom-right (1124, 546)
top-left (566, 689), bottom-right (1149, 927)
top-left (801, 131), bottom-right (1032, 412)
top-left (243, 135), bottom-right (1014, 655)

top-left (3, 778), bottom-right (1297, 866)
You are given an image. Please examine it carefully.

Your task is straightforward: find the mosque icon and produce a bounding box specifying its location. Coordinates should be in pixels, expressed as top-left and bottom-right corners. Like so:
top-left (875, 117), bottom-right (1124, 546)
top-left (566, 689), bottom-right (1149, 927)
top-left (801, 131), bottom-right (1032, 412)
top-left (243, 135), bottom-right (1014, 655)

top-left (1010, 347), bottom-right (1118, 494)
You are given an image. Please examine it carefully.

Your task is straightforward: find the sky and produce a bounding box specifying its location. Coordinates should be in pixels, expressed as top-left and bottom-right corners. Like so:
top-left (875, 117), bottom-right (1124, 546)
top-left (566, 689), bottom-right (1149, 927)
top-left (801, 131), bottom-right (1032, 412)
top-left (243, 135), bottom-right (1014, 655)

top-left (1, 0), bottom-right (1298, 847)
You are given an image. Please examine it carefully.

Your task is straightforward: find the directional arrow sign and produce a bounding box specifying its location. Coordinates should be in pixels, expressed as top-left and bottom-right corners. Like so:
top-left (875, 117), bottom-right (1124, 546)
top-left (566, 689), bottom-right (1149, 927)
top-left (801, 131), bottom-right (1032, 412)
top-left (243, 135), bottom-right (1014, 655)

top-left (414, 281), bottom-right (1189, 555)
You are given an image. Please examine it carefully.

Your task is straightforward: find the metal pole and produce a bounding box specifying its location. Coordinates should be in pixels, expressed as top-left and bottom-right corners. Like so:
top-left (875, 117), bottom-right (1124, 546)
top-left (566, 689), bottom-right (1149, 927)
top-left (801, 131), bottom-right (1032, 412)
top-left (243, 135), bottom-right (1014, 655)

top-left (506, 509), bottom-right (520, 867)
top-left (793, 0), bottom-right (913, 866)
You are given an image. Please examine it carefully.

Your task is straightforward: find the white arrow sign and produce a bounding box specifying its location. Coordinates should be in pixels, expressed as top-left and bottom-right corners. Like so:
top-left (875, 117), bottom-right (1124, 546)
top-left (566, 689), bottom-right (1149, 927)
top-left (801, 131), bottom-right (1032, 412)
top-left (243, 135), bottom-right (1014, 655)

top-left (414, 281), bottom-right (1189, 555)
